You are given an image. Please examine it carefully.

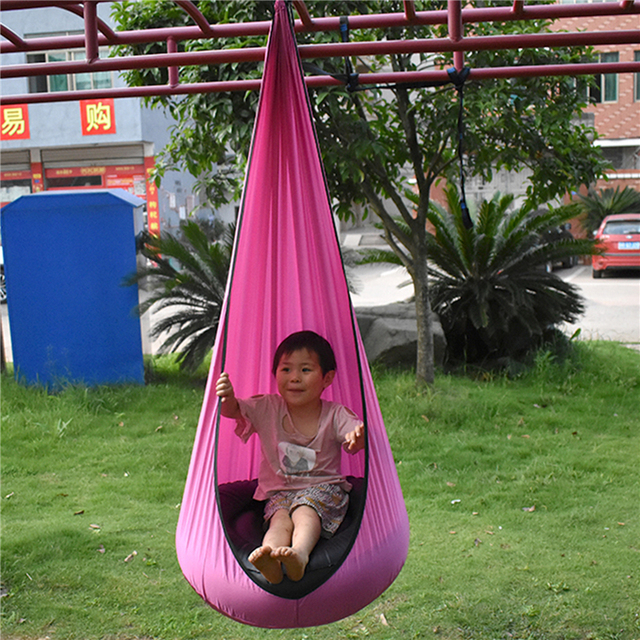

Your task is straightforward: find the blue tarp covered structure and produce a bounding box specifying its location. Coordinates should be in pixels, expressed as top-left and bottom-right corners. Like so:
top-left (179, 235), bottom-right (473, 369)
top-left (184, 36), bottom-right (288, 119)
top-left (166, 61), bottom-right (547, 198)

top-left (1, 189), bottom-right (145, 387)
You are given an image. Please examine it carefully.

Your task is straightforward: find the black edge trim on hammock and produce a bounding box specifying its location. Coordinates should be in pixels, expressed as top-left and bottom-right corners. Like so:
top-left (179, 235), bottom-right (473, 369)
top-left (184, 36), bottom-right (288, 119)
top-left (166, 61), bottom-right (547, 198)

top-left (213, 0), bottom-right (369, 600)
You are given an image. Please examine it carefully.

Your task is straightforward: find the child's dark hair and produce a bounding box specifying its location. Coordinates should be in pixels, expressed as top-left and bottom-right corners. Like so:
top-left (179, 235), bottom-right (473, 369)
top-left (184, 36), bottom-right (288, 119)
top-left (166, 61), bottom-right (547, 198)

top-left (272, 331), bottom-right (337, 376)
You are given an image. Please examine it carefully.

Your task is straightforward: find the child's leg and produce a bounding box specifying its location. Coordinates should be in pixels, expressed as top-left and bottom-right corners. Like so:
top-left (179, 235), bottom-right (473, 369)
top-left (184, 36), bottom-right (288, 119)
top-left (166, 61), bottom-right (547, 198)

top-left (271, 505), bottom-right (322, 582)
top-left (248, 509), bottom-right (292, 584)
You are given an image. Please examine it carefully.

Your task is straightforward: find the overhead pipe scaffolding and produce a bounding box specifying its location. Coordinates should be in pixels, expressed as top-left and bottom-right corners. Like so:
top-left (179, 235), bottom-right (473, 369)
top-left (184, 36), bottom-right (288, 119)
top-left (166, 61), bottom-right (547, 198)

top-left (1, 0), bottom-right (639, 105)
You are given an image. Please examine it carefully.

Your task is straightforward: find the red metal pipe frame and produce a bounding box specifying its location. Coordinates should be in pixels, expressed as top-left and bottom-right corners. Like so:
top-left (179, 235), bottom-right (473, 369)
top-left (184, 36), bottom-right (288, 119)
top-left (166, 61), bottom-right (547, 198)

top-left (0, 24), bottom-right (26, 48)
top-left (83, 0), bottom-right (98, 63)
top-left (403, 1), bottom-right (417, 24)
top-left (448, 0), bottom-right (464, 72)
top-left (173, 0), bottom-right (213, 36)
top-left (2, 2), bottom-right (639, 54)
top-left (292, 0), bottom-right (314, 29)
top-left (167, 36), bottom-right (179, 88)
top-left (1, 0), bottom-right (639, 106)
top-left (62, 2), bottom-right (119, 43)
top-left (4, 28), bottom-right (638, 81)
top-left (3, 61), bottom-right (640, 106)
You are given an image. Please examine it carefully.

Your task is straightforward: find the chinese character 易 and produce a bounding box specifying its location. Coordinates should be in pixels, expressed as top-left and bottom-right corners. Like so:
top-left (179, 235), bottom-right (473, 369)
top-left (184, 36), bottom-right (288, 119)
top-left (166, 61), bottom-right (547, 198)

top-left (2, 108), bottom-right (26, 136)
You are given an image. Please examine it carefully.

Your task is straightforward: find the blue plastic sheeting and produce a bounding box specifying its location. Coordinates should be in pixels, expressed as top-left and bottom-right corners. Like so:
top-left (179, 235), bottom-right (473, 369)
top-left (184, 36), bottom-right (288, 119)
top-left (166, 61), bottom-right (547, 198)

top-left (1, 189), bottom-right (145, 387)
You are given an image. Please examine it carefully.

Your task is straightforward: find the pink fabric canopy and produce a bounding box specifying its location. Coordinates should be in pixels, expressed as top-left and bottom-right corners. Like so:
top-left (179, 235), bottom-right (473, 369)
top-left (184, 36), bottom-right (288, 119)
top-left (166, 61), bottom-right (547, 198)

top-left (175, 0), bottom-right (409, 628)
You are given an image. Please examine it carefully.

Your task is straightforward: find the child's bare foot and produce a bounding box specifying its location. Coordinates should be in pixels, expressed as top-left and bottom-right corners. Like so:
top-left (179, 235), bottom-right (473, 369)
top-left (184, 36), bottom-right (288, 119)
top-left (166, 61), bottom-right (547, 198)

top-left (271, 546), bottom-right (309, 582)
top-left (248, 545), bottom-right (283, 584)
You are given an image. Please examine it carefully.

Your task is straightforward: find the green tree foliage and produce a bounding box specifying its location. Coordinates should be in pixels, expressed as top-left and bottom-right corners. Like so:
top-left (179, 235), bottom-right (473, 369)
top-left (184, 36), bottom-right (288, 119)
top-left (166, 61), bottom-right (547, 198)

top-left (125, 220), bottom-right (233, 372)
top-left (112, 0), bottom-right (608, 382)
top-left (578, 186), bottom-right (640, 233)
top-left (424, 189), bottom-right (596, 364)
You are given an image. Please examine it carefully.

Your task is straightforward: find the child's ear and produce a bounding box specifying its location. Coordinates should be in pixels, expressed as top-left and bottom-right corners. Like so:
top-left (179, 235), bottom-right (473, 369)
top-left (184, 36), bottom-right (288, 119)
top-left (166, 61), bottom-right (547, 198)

top-left (322, 370), bottom-right (336, 388)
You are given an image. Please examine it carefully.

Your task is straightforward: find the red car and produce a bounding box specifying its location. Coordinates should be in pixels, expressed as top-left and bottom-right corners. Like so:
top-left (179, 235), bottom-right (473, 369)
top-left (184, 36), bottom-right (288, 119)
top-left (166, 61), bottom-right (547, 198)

top-left (592, 213), bottom-right (640, 279)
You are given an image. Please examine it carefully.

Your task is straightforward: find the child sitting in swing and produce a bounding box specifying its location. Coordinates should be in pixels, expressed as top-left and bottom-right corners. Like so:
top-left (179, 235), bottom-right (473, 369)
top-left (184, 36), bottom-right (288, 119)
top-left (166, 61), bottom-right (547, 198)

top-left (216, 330), bottom-right (365, 584)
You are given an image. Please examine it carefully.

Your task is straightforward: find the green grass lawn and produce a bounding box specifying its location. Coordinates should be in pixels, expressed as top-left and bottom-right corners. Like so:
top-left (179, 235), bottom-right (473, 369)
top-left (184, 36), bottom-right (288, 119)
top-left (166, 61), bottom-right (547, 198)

top-left (1, 342), bottom-right (638, 640)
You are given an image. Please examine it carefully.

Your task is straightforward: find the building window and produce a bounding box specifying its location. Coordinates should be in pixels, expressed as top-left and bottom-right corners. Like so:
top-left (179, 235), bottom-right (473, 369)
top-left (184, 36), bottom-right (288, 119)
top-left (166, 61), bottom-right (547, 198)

top-left (635, 51), bottom-right (640, 101)
top-left (27, 48), bottom-right (113, 94)
top-left (590, 52), bottom-right (619, 103)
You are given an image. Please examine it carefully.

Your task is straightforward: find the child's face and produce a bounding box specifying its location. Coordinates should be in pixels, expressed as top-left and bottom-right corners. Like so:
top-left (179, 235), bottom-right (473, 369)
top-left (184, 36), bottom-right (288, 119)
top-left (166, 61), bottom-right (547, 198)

top-left (275, 348), bottom-right (335, 409)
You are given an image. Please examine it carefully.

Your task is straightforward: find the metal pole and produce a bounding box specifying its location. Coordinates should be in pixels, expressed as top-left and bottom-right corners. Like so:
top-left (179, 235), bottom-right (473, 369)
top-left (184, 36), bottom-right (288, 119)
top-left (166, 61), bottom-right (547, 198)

top-left (4, 29), bottom-right (639, 80)
top-left (167, 36), bottom-right (179, 88)
top-left (2, 2), bottom-right (639, 54)
top-left (83, 0), bottom-right (99, 63)
top-left (3, 61), bottom-right (640, 106)
top-left (448, 0), bottom-right (464, 72)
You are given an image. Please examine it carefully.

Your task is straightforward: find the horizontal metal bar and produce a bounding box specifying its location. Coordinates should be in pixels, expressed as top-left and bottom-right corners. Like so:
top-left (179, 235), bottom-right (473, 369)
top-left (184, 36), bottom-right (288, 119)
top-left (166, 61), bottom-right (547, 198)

top-left (2, 2), bottom-right (639, 54)
top-left (3, 61), bottom-right (639, 106)
top-left (3, 28), bottom-right (638, 80)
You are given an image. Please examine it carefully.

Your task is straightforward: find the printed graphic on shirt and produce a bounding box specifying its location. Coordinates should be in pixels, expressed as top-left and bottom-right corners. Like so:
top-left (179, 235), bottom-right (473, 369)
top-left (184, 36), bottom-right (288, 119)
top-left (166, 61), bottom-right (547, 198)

top-left (278, 442), bottom-right (316, 476)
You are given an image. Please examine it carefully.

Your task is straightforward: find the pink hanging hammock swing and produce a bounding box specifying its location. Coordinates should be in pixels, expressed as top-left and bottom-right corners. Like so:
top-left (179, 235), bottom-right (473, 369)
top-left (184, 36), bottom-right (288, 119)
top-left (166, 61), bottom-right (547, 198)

top-left (175, 0), bottom-right (409, 628)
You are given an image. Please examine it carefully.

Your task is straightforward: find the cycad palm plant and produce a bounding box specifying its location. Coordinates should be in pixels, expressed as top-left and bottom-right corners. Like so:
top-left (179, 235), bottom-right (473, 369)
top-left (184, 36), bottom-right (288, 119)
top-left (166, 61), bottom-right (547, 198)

top-left (579, 186), bottom-right (640, 234)
top-left (126, 219), bottom-right (233, 372)
top-left (426, 188), bottom-right (597, 364)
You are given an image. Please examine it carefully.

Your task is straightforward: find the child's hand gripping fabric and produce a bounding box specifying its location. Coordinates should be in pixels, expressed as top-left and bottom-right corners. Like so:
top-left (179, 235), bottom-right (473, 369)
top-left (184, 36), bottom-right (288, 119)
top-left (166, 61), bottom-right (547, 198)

top-left (216, 372), bottom-right (241, 419)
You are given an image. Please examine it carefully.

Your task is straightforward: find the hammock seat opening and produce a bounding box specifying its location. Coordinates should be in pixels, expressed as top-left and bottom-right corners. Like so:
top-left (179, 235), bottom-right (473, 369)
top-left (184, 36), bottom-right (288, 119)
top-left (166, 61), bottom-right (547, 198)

top-left (217, 476), bottom-right (366, 599)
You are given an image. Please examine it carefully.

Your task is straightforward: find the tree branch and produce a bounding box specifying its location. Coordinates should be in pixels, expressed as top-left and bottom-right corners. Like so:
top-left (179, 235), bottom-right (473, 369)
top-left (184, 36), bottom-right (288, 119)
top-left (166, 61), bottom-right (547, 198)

top-left (361, 178), bottom-right (413, 246)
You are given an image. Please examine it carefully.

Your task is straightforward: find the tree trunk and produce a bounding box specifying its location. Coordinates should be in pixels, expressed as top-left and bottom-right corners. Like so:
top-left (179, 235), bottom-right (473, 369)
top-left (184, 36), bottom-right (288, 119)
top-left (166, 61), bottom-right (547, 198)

top-left (413, 249), bottom-right (435, 385)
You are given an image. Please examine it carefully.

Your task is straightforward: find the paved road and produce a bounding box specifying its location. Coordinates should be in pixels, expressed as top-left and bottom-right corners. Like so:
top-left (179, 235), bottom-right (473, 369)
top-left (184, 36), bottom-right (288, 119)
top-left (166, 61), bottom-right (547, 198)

top-left (1, 263), bottom-right (638, 363)
top-left (349, 262), bottom-right (640, 345)
top-left (558, 265), bottom-right (640, 345)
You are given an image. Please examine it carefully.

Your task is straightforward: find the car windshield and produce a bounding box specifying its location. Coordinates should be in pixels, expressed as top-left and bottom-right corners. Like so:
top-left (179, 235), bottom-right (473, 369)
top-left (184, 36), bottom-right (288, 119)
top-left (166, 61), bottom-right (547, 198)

top-left (603, 220), bottom-right (640, 235)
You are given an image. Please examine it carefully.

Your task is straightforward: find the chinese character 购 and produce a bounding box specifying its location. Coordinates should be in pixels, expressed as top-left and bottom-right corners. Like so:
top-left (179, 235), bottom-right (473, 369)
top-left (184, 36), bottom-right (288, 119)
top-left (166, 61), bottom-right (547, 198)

top-left (85, 102), bottom-right (112, 132)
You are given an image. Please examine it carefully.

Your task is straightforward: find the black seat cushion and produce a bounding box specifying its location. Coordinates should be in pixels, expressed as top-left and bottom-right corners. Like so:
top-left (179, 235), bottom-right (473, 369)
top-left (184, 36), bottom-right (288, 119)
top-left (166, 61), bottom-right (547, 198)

top-left (217, 477), bottom-right (365, 599)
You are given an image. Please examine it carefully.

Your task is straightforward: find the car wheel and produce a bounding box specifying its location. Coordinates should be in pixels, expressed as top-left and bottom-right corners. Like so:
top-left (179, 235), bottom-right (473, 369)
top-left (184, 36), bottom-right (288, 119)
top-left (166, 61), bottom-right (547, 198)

top-left (592, 268), bottom-right (602, 279)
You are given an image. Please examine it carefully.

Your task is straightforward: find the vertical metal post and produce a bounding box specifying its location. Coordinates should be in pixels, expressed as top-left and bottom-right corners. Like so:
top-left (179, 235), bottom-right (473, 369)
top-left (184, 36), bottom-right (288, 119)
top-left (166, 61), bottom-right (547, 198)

top-left (448, 0), bottom-right (464, 72)
top-left (84, 0), bottom-right (99, 63)
top-left (167, 36), bottom-right (179, 87)
top-left (403, 0), bottom-right (417, 23)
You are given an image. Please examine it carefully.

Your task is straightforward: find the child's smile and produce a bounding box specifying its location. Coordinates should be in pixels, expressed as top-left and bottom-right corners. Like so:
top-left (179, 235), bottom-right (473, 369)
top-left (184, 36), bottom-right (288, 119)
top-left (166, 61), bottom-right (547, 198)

top-left (275, 348), bottom-right (334, 411)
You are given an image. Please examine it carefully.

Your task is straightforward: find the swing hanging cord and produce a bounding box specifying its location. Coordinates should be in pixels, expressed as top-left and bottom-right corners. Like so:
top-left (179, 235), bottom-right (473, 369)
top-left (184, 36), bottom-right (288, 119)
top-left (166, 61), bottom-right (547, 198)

top-left (339, 16), bottom-right (360, 92)
top-left (447, 66), bottom-right (473, 230)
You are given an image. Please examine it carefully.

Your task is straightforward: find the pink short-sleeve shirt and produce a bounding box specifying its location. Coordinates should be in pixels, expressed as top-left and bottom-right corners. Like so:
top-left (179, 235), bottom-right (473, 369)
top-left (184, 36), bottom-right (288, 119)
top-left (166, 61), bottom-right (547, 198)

top-left (235, 394), bottom-right (362, 500)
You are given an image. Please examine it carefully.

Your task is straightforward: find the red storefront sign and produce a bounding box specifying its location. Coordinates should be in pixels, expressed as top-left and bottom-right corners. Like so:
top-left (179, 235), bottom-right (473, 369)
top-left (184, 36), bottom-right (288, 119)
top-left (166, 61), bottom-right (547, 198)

top-left (105, 165), bottom-right (147, 198)
top-left (144, 156), bottom-right (161, 235)
top-left (46, 166), bottom-right (107, 178)
top-left (0, 170), bottom-right (32, 181)
top-left (1, 104), bottom-right (30, 140)
top-left (80, 99), bottom-right (116, 135)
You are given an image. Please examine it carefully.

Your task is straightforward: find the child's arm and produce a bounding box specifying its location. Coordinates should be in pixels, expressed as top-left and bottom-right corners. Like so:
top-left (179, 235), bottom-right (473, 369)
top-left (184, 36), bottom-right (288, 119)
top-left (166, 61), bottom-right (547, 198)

top-left (343, 423), bottom-right (365, 453)
top-left (216, 372), bottom-right (241, 419)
